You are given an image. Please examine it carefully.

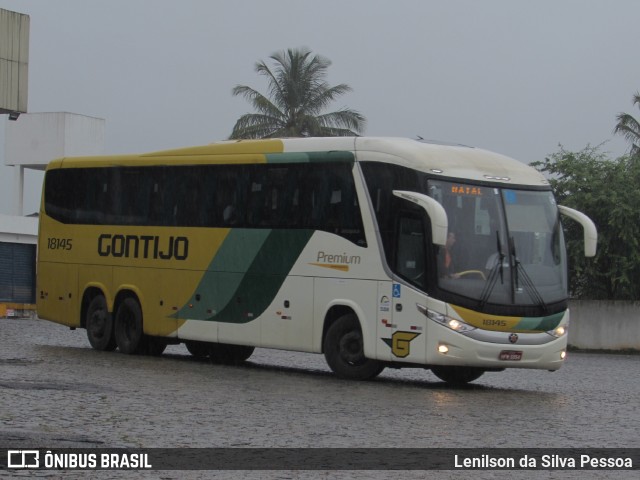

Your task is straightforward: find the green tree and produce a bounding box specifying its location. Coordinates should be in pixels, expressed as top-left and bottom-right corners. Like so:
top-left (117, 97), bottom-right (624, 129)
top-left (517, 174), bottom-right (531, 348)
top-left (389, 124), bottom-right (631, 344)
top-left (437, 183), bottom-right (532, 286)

top-left (230, 48), bottom-right (365, 139)
top-left (532, 146), bottom-right (640, 299)
top-left (614, 92), bottom-right (640, 156)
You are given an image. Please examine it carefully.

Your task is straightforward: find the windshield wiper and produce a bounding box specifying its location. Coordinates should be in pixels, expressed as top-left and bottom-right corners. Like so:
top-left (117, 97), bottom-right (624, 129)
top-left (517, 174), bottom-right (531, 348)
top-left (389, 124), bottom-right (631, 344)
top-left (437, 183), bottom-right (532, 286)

top-left (479, 231), bottom-right (505, 309)
top-left (509, 236), bottom-right (549, 315)
top-left (508, 236), bottom-right (517, 305)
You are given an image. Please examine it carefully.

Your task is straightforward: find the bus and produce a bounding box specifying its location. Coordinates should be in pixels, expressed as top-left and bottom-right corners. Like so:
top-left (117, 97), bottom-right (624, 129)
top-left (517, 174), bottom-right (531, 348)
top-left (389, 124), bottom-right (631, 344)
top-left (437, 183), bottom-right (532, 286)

top-left (36, 137), bottom-right (597, 384)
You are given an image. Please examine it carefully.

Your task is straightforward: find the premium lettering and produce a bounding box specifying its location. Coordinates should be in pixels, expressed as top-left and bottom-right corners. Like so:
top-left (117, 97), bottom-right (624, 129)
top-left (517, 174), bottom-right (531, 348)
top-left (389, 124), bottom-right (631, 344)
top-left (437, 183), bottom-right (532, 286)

top-left (316, 251), bottom-right (361, 265)
top-left (98, 234), bottom-right (188, 260)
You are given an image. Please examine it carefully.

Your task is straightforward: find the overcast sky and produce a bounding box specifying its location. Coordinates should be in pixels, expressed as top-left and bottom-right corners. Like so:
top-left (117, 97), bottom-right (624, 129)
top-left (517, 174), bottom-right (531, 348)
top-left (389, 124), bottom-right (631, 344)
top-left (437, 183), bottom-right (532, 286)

top-left (1, 0), bottom-right (639, 215)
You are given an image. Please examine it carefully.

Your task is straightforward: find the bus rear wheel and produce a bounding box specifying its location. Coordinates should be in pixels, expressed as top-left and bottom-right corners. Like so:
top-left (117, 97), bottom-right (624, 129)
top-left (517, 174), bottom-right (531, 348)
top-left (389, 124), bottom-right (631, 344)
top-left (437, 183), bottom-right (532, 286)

top-left (114, 297), bottom-right (145, 354)
top-left (323, 314), bottom-right (384, 380)
top-left (85, 295), bottom-right (116, 351)
top-left (431, 366), bottom-right (484, 385)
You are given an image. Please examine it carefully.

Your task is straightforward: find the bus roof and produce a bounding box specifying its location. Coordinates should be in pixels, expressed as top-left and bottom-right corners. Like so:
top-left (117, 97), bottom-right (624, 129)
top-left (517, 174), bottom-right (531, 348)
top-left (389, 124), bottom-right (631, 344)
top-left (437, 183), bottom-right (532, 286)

top-left (48, 137), bottom-right (548, 188)
top-left (289, 137), bottom-right (547, 187)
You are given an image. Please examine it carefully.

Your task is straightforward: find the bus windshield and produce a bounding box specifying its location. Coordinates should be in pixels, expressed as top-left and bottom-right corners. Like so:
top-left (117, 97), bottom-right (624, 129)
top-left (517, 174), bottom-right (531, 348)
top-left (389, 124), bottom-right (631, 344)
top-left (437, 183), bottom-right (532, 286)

top-left (427, 180), bottom-right (567, 310)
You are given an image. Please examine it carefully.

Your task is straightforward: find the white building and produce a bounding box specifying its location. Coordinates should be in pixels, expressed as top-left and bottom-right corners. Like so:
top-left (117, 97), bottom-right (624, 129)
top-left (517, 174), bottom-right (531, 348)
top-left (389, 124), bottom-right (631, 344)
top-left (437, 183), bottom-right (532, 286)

top-left (1, 112), bottom-right (105, 315)
top-left (1, 7), bottom-right (105, 316)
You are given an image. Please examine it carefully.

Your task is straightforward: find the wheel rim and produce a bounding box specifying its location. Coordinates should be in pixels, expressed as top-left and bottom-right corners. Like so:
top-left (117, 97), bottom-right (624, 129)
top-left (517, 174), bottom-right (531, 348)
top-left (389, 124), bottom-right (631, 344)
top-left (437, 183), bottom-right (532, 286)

top-left (339, 330), bottom-right (364, 365)
top-left (89, 308), bottom-right (107, 338)
top-left (120, 308), bottom-right (137, 342)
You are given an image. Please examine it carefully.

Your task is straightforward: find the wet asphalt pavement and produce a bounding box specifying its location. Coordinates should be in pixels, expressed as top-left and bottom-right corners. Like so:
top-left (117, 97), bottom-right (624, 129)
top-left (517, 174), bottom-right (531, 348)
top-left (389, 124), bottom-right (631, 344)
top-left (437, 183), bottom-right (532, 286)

top-left (0, 317), bottom-right (638, 479)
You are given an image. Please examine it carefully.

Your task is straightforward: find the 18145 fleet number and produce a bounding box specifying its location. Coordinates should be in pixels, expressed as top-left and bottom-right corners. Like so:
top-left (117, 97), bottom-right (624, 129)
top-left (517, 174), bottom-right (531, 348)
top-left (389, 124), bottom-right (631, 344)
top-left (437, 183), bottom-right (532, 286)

top-left (47, 237), bottom-right (73, 251)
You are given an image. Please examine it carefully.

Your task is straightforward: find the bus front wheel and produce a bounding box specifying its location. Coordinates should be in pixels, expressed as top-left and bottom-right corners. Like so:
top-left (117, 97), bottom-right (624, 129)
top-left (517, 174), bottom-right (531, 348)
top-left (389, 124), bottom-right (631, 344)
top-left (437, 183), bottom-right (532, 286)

top-left (323, 314), bottom-right (384, 380)
top-left (85, 295), bottom-right (116, 351)
top-left (431, 366), bottom-right (484, 385)
top-left (114, 297), bottom-right (145, 354)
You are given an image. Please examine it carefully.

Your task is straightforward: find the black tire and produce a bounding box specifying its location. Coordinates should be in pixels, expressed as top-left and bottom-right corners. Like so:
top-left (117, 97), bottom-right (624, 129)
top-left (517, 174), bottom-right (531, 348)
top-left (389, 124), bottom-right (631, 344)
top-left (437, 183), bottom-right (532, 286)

top-left (185, 340), bottom-right (210, 359)
top-left (85, 295), bottom-right (117, 351)
top-left (323, 314), bottom-right (384, 380)
top-left (431, 366), bottom-right (484, 385)
top-left (209, 344), bottom-right (255, 365)
top-left (114, 297), bottom-right (145, 354)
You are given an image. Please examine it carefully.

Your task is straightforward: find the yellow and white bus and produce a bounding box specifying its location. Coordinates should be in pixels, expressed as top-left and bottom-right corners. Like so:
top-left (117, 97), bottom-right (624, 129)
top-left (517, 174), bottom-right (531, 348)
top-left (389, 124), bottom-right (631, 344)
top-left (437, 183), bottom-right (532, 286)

top-left (37, 137), bottom-right (597, 384)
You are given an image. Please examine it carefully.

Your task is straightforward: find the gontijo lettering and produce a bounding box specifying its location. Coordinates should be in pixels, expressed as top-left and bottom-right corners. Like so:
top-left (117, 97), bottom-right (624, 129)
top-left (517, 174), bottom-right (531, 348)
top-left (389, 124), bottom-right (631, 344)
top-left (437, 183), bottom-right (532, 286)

top-left (98, 234), bottom-right (189, 260)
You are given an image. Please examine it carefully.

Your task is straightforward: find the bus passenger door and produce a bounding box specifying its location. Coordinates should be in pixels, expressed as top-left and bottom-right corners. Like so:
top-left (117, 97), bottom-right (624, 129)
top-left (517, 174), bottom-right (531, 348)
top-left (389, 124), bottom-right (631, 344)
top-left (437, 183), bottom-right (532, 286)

top-left (378, 213), bottom-right (429, 363)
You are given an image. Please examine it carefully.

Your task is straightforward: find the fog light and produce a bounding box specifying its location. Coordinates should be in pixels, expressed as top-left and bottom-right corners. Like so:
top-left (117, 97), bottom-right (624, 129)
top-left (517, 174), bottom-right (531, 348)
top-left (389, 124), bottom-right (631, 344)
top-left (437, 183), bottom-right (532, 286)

top-left (438, 344), bottom-right (449, 354)
top-left (560, 350), bottom-right (567, 360)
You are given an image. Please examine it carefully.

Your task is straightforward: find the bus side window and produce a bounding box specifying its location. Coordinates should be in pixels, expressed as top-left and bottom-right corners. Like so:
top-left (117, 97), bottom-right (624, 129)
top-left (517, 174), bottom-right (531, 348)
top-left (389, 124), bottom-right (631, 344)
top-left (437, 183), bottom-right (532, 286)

top-left (217, 168), bottom-right (244, 226)
top-left (303, 163), bottom-right (366, 244)
top-left (172, 167), bottom-right (204, 227)
top-left (296, 167), bottom-right (316, 229)
top-left (394, 214), bottom-right (426, 289)
top-left (249, 172), bottom-right (265, 226)
top-left (200, 166), bottom-right (219, 227)
top-left (266, 166), bottom-right (290, 227)
top-left (71, 169), bottom-right (89, 223)
top-left (45, 169), bottom-right (77, 224)
top-left (112, 167), bottom-right (154, 226)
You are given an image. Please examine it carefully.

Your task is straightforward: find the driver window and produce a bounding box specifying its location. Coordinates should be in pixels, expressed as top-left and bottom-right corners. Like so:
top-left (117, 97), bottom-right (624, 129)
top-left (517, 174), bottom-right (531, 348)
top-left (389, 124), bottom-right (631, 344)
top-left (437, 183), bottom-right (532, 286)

top-left (395, 214), bottom-right (426, 289)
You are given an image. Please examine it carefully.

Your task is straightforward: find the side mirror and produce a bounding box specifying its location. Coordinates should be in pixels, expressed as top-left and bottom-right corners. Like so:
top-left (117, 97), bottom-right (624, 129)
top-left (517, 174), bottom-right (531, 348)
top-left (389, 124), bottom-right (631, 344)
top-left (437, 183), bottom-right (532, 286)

top-left (392, 190), bottom-right (448, 246)
top-left (558, 205), bottom-right (597, 257)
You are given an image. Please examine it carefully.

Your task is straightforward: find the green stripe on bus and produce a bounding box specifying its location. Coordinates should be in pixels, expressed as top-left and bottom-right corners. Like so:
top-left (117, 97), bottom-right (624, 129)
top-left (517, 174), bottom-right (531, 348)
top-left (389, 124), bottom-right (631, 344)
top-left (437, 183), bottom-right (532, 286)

top-left (173, 229), bottom-right (270, 320)
top-left (212, 229), bottom-right (313, 323)
top-left (515, 312), bottom-right (564, 332)
top-left (176, 229), bottom-right (313, 323)
top-left (265, 151), bottom-right (354, 164)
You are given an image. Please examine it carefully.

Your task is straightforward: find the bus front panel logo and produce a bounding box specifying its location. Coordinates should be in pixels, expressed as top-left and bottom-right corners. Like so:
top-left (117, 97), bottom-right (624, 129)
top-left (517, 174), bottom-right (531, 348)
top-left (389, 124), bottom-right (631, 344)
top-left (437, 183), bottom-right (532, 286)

top-left (382, 331), bottom-right (421, 358)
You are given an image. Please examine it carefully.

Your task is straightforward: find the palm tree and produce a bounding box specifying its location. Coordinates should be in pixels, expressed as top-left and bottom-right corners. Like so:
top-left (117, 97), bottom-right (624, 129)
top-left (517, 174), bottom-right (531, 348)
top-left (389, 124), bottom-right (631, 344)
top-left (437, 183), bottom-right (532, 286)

top-left (614, 92), bottom-right (640, 156)
top-left (229, 48), bottom-right (365, 139)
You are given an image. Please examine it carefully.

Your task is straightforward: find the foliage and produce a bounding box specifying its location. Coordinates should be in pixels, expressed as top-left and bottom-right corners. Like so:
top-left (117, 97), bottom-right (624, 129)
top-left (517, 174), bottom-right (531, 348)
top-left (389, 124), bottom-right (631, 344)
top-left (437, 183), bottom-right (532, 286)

top-left (532, 146), bottom-right (640, 299)
top-left (614, 92), bottom-right (640, 156)
top-left (230, 48), bottom-right (365, 139)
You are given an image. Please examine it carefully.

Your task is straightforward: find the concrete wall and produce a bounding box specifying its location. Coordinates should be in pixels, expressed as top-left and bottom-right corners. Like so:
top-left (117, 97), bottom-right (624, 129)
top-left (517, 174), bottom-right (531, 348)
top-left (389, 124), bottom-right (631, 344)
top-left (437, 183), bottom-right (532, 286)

top-left (568, 300), bottom-right (640, 351)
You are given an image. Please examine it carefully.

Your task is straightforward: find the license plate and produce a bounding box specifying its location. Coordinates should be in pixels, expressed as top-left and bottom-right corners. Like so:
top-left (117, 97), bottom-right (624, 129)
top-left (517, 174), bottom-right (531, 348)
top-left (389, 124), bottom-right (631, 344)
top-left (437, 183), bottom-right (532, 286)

top-left (499, 350), bottom-right (522, 361)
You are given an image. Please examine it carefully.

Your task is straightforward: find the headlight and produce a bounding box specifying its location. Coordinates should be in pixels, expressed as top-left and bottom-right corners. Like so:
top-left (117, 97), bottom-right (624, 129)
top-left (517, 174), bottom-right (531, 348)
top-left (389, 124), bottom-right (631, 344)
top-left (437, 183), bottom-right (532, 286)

top-left (419, 305), bottom-right (476, 333)
top-left (547, 324), bottom-right (568, 338)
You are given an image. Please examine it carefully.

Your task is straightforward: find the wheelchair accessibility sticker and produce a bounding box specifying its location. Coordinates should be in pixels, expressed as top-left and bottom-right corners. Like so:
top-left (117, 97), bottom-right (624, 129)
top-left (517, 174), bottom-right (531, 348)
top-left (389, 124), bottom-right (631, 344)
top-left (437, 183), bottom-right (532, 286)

top-left (392, 284), bottom-right (401, 298)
